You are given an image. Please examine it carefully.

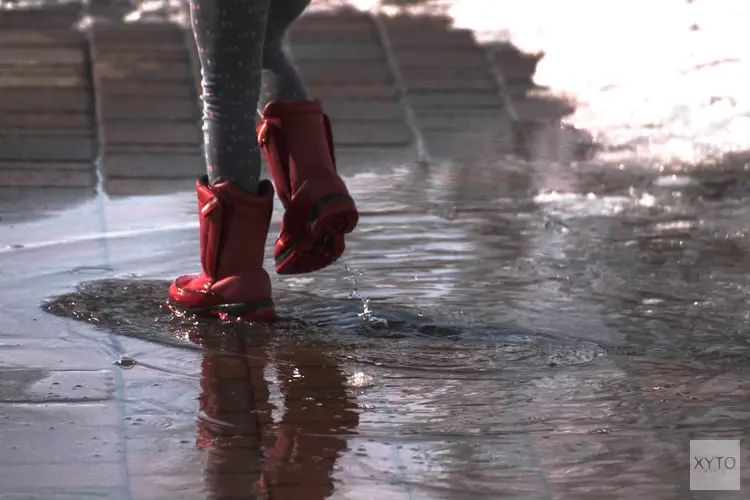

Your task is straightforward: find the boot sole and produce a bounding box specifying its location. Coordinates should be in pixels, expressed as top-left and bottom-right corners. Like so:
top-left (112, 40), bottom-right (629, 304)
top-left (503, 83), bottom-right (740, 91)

top-left (168, 298), bottom-right (276, 322)
top-left (275, 193), bottom-right (358, 275)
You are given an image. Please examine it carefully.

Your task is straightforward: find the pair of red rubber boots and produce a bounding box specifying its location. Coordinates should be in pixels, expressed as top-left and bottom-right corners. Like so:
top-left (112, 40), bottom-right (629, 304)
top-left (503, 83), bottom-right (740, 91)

top-left (167, 100), bottom-right (358, 322)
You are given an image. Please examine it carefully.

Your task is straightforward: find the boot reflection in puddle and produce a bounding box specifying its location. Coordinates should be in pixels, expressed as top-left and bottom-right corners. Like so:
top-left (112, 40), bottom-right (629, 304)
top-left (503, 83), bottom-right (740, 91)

top-left (190, 328), bottom-right (360, 499)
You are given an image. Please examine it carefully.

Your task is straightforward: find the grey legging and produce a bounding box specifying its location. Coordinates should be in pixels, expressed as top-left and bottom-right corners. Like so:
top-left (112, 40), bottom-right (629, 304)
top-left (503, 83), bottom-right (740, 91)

top-left (189, 0), bottom-right (310, 193)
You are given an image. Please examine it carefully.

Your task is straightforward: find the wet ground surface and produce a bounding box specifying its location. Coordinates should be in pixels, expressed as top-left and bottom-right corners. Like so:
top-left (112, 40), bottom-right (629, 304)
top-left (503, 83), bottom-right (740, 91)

top-left (1, 1), bottom-right (750, 499)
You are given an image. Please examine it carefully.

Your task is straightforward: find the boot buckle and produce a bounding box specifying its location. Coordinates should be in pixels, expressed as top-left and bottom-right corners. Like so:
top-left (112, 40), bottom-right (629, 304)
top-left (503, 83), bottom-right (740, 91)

top-left (200, 197), bottom-right (219, 217)
top-left (257, 121), bottom-right (269, 146)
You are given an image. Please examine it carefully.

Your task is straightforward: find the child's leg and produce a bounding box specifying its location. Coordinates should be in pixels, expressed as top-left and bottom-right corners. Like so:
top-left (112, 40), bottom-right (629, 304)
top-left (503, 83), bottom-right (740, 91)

top-left (259, 0), bottom-right (312, 109)
top-left (168, 0), bottom-right (277, 322)
top-left (255, 0), bottom-right (359, 276)
top-left (190, 0), bottom-right (270, 194)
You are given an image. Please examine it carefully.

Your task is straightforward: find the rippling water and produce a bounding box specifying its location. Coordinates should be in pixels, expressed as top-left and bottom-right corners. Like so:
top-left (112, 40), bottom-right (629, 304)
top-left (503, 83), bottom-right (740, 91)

top-left (22, 159), bottom-right (749, 498)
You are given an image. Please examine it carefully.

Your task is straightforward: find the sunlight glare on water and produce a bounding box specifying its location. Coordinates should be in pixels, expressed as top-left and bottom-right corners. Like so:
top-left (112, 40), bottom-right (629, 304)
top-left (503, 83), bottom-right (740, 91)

top-left (350, 0), bottom-right (750, 166)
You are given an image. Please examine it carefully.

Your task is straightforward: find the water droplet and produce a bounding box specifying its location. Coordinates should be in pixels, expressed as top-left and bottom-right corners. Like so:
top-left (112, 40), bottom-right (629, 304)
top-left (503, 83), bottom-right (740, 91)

top-left (114, 356), bottom-right (137, 370)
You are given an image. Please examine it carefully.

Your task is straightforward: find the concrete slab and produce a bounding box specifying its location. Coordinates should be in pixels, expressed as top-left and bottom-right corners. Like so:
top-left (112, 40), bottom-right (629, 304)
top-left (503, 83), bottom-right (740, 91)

top-left (0, 168), bottom-right (96, 188)
top-left (291, 43), bottom-right (386, 60)
top-left (292, 62), bottom-right (394, 85)
top-left (0, 112), bottom-right (91, 132)
top-left (0, 48), bottom-right (85, 66)
top-left (93, 61), bottom-right (193, 82)
top-left (307, 83), bottom-right (399, 100)
top-left (101, 153), bottom-right (203, 179)
top-left (330, 122), bottom-right (412, 146)
top-left (100, 122), bottom-right (201, 146)
top-left (0, 136), bottom-right (95, 162)
top-left (0, 89), bottom-right (91, 112)
top-left (98, 98), bottom-right (197, 121)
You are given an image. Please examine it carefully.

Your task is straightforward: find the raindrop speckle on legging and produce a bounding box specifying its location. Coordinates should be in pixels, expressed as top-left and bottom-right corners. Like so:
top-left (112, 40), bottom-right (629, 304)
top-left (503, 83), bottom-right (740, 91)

top-left (190, 0), bottom-right (311, 193)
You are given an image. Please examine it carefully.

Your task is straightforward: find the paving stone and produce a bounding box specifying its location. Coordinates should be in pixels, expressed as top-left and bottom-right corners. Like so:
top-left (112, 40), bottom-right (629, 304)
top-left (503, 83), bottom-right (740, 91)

top-left (0, 128), bottom-right (92, 138)
top-left (294, 62), bottom-right (393, 85)
top-left (93, 44), bottom-right (190, 59)
top-left (386, 29), bottom-right (477, 48)
top-left (102, 153), bottom-right (204, 179)
top-left (333, 146), bottom-right (415, 170)
top-left (0, 463), bottom-right (123, 489)
top-left (399, 65), bottom-right (493, 81)
top-left (0, 73), bottom-right (87, 88)
top-left (512, 96), bottom-right (575, 122)
top-left (99, 98), bottom-right (197, 121)
top-left (91, 51), bottom-right (191, 65)
top-left (291, 43), bottom-right (384, 61)
top-left (96, 82), bottom-right (194, 98)
top-left (408, 91), bottom-right (503, 109)
top-left (102, 144), bottom-right (201, 156)
top-left (419, 115), bottom-right (514, 133)
top-left (103, 178), bottom-right (197, 197)
top-left (293, 13), bottom-right (373, 32)
top-left (101, 122), bottom-right (201, 146)
top-left (417, 108), bottom-right (511, 121)
top-left (0, 136), bottom-right (94, 161)
top-left (4, 401), bottom-right (119, 428)
top-left (307, 84), bottom-right (398, 100)
top-left (403, 77), bottom-right (496, 91)
top-left (0, 168), bottom-right (95, 188)
top-left (0, 424), bottom-right (121, 464)
top-left (91, 24), bottom-right (185, 42)
top-left (0, 490), bottom-right (119, 500)
top-left (330, 123), bottom-right (411, 146)
top-left (0, 29), bottom-right (83, 46)
top-left (0, 112), bottom-right (91, 132)
top-left (93, 61), bottom-right (192, 82)
top-left (0, 369), bottom-right (115, 403)
top-left (377, 14), bottom-right (452, 32)
top-left (0, 89), bottom-right (90, 112)
top-left (129, 475), bottom-right (205, 500)
top-left (393, 51), bottom-right (489, 68)
top-left (0, 10), bottom-right (81, 29)
top-left (489, 48), bottom-right (542, 80)
top-left (324, 101), bottom-right (404, 121)
top-left (289, 27), bottom-right (378, 43)
top-left (0, 160), bottom-right (92, 171)
top-left (0, 48), bottom-right (85, 66)
top-left (424, 130), bottom-right (518, 156)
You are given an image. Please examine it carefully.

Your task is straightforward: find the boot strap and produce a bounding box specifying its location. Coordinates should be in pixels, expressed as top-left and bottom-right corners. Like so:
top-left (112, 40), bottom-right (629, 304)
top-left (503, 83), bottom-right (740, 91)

top-left (258, 115), bottom-right (338, 171)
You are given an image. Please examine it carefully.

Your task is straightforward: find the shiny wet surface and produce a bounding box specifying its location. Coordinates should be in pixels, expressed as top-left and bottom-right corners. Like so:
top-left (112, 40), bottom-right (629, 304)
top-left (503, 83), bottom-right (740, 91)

top-left (2, 156), bottom-right (749, 498)
top-left (2, 0), bottom-right (750, 497)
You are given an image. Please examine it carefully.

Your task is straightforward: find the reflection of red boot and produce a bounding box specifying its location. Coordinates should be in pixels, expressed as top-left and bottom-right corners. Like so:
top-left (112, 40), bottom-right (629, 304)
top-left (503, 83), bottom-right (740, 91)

top-left (168, 175), bottom-right (276, 322)
top-left (258, 100), bottom-right (359, 275)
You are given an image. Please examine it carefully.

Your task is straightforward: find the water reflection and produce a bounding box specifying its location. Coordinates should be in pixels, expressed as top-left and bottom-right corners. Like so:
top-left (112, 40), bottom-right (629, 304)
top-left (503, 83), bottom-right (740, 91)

top-left (190, 326), bottom-right (359, 499)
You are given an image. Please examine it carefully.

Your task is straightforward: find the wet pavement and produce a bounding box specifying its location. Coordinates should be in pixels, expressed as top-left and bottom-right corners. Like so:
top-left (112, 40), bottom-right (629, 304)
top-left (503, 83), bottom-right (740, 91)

top-left (1, 1), bottom-right (750, 499)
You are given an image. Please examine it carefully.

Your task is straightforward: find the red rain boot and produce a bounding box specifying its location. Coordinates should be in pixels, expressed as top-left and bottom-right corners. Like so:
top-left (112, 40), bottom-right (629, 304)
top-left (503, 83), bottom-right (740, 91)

top-left (257, 100), bottom-right (359, 275)
top-left (168, 175), bottom-right (276, 322)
